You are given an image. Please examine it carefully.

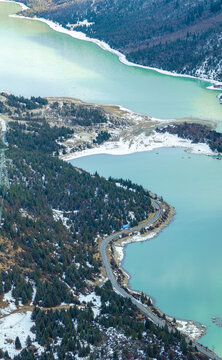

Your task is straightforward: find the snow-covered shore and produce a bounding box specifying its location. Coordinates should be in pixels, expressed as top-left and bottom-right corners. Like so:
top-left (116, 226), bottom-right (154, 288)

top-left (112, 211), bottom-right (207, 341)
top-left (114, 232), bottom-right (157, 263)
top-left (5, 1), bottom-right (221, 88)
top-left (0, 0), bottom-right (28, 10)
top-left (175, 319), bottom-right (207, 340)
top-left (63, 131), bottom-right (214, 161)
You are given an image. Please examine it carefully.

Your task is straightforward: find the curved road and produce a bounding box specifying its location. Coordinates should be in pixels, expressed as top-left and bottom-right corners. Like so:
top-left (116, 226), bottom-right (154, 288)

top-left (100, 199), bottom-right (220, 360)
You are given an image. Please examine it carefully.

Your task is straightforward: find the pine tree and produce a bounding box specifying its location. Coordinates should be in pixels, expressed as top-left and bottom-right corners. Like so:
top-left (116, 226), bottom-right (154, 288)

top-left (22, 291), bottom-right (28, 304)
top-left (15, 336), bottom-right (21, 349)
top-left (0, 275), bottom-right (3, 295)
top-left (25, 335), bottom-right (32, 347)
top-left (4, 351), bottom-right (10, 359)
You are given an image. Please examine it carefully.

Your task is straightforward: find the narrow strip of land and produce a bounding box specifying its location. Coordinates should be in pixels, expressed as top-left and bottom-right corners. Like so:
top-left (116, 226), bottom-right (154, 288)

top-left (100, 199), bottom-right (220, 360)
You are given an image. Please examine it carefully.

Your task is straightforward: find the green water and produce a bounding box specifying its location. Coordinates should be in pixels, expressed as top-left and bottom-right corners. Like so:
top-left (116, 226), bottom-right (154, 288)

top-left (0, 1), bottom-right (222, 120)
top-left (1, 1), bottom-right (222, 355)
top-left (71, 150), bottom-right (222, 355)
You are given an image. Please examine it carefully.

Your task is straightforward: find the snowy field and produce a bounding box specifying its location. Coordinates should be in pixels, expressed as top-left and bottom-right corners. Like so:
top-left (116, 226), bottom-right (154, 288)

top-left (0, 311), bottom-right (34, 357)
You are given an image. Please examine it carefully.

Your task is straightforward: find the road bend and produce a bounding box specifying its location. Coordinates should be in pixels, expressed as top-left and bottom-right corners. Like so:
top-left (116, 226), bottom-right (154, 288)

top-left (99, 199), bottom-right (220, 360)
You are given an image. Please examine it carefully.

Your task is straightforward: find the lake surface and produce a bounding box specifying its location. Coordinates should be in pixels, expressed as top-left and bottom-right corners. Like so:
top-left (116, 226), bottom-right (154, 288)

top-left (0, 1), bottom-right (222, 120)
top-left (1, 1), bottom-right (222, 355)
top-left (71, 149), bottom-right (222, 355)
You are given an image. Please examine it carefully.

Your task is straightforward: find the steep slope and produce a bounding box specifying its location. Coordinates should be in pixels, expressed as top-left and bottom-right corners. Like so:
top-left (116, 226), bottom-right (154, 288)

top-left (22, 0), bottom-right (222, 81)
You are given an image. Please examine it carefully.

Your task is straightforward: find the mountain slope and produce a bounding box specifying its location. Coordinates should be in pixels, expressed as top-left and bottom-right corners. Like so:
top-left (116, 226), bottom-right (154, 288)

top-left (0, 95), bottom-right (208, 359)
top-left (22, 0), bottom-right (222, 81)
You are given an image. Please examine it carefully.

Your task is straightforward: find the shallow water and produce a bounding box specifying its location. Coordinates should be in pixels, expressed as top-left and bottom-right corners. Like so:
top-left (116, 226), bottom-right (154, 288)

top-left (0, 1), bottom-right (221, 120)
top-left (71, 149), bottom-right (222, 355)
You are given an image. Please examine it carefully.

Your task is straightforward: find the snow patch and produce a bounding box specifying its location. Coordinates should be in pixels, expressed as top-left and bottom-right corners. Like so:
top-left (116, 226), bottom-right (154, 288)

top-left (64, 131), bottom-right (214, 161)
top-left (115, 232), bottom-right (156, 263)
top-left (67, 19), bottom-right (94, 29)
top-left (52, 209), bottom-right (70, 229)
top-left (20, 208), bottom-right (34, 220)
top-left (0, 311), bottom-right (38, 358)
top-left (0, 290), bottom-right (17, 316)
top-left (176, 319), bottom-right (206, 340)
top-left (78, 292), bottom-right (101, 318)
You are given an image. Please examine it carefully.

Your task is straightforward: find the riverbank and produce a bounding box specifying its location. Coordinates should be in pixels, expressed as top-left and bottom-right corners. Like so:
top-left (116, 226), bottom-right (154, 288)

top-left (7, 3), bottom-right (222, 89)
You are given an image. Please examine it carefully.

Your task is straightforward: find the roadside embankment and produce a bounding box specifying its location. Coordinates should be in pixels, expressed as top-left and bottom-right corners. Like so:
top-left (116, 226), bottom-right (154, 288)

top-left (103, 200), bottom-right (207, 341)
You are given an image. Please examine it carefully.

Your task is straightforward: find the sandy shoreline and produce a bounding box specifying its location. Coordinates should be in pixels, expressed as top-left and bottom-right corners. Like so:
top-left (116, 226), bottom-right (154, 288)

top-left (4, 0), bottom-right (222, 89)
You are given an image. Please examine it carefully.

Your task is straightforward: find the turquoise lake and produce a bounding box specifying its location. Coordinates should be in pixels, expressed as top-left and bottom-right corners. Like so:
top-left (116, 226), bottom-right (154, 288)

top-left (71, 149), bottom-right (222, 355)
top-left (0, 1), bottom-right (222, 120)
top-left (0, 0), bottom-right (222, 355)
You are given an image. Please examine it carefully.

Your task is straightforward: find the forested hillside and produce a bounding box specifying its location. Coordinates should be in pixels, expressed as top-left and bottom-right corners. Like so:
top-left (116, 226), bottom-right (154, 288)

top-left (21, 0), bottom-right (222, 81)
top-left (0, 117), bottom-right (205, 359)
top-left (157, 122), bottom-right (222, 153)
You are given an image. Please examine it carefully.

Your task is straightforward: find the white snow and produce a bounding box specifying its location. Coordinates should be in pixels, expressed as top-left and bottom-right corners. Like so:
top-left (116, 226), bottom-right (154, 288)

top-left (114, 246), bottom-right (124, 263)
top-left (78, 292), bottom-right (101, 318)
top-left (0, 117), bottom-right (7, 133)
top-left (30, 285), bottom-right (36, 306)
top-left (115, 232), bottom-right (157, 263)
top-left (0, 290), bottom-right (17, 316)
top-left (20, 208), bottom-right (34, 220)
top-left (52, 209), bottom-right (70, 229)
top-left (128, 211), bottom-right (135, 220)
top-left (67, 19), bottom-right (94, 29)
top-left (0, 311), bottom-right (36, 357)
top-left (64, 131), bottom-right (214, 161)
top-left (176, 319), bottom-right (206, 340)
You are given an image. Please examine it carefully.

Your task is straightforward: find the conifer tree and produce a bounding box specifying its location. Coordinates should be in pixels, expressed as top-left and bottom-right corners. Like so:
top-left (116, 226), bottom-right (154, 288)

top-left (15, 336), bottom-right (22, 350)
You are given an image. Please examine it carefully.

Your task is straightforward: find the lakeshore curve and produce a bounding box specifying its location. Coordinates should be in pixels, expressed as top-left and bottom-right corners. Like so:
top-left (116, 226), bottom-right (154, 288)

top-left (100, 199), bottom-right (221, 360)
top-left (3, 0), bottom-right (222, 88)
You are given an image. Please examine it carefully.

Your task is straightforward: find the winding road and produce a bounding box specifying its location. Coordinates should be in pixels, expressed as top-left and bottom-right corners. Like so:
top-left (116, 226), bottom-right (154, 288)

top-left (99, 199), bottom-right (220, 360)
